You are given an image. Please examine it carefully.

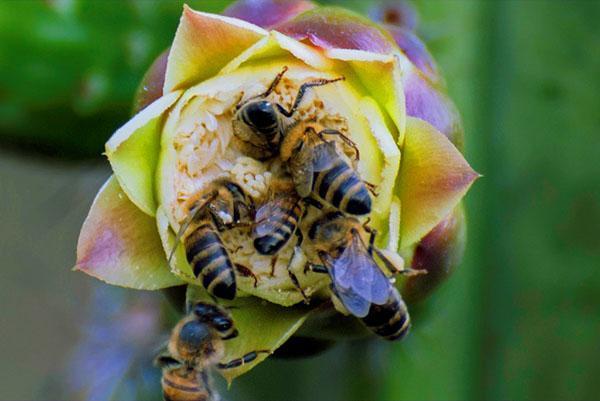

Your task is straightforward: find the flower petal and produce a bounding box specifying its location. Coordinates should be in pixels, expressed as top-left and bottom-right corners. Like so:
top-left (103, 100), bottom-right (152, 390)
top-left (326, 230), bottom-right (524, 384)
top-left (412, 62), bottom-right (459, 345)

top-left (276, 8), bottom-right (405, 138)
top-left (404, 70), bottom-right (464, 149)
top-left (398, 117), bottom-right (479, 248)
top-left (74, 176), bottom-right (184, 290)
top-left (164, 5), bottom-right (267, 93)
top-left (277, 7), bottom-right (396, 54)
top-left (358, 96), bottom-right (400, 232)
top-left (219, 31), bottom-right (333, 75)
top-left (385, 25), bottom-right (440, 84)
top-left (187, 285), bottom-right (312, 382)
top-left (106, 90), bottom-right (182, 216)
top-left (403, 205), bottom-right (466, 303)
top-left (224, 0), bottom-right (316, 29)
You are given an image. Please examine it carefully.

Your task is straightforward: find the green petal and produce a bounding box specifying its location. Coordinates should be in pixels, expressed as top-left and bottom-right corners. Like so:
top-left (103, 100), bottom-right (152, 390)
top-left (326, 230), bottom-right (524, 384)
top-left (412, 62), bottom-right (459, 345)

top-left (106, 90), bottom-right (182, 216)
top-left (186, 285), bottom-right (312, 383)
top-left (74, 176), bottom-right (184, 290)
top-left (398, 117), bottom-right (479, 248)
top-left (164, 5), bottom-right (267, 92)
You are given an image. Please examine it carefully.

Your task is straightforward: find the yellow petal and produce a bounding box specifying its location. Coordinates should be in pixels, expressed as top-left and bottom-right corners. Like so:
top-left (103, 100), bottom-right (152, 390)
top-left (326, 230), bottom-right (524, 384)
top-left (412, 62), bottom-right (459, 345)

top-left (398, 117), bottom-right (479, 248)
top-left (106, 91), bottom-right (182, 216)
top-left (164, 5), bottom-right (267, 92)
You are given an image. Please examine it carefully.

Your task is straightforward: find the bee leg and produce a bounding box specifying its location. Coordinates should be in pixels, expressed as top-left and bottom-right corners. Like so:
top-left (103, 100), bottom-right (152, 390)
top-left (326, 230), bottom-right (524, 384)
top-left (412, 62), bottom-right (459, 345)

top-left (235, 264), bottom-right (259, 288)
top-left (303, 262), bottom-right (329, 275)
top-left (319, 128), bottom-right (360, 161)
top-left (154, 353), bottom-right (181, 369)
top-left (217, 350), bottom-right (271, 370)
top-left (288, 232), bottom-right (310, 303)
top-left (235, 66), bottom-right (288, 109)
top-left (270, 256), bottom-right (278, 277)
top-left (365, 181), bottom-right (379, 196)
top-left (277, 76), bottom-right (346, 118)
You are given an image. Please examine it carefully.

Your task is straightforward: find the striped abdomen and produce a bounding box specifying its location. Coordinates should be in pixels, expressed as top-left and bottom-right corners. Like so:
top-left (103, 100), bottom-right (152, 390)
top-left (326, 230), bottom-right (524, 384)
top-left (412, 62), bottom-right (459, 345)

top-left (184, 223), bottom-right (236, 300)
top-left (253, 197), bottom-right (302, 255)
top-left (361, 288), bottom-right (411, 341)
top-left (162, 369), bottom-right (211, 401)
top-left (313, 158), bottom-right (371, 215)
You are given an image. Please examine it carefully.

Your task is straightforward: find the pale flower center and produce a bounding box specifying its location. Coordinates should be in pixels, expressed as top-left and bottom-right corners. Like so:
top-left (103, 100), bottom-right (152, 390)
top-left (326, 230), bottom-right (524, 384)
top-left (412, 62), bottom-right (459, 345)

top-left (164, 64), bottom-right (370, 303)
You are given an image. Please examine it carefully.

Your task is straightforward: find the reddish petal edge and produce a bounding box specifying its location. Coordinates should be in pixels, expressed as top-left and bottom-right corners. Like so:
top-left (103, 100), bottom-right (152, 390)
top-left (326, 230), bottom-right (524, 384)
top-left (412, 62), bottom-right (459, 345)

top-left (224, 0), bottom-right (316, 29)
top-left (276, 6), bottom-right (397, 54)
top-left (75, 176), bottom-right (183, 290)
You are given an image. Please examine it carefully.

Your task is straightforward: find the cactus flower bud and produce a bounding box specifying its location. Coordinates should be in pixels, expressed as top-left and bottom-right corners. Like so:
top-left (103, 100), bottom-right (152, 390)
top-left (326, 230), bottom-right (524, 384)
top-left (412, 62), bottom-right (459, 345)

top-left (75, 0), bottom-right (478, 381)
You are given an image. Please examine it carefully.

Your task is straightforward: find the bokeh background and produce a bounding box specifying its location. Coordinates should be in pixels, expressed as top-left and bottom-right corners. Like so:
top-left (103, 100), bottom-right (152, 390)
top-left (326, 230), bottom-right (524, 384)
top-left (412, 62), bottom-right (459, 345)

top-left (1, 1), bottom-right (599, 400)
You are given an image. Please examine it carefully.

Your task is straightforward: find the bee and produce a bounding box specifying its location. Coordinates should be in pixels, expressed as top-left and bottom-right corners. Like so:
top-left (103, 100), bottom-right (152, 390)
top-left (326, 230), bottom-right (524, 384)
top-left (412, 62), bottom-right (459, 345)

top-left (232, 66), bottom-right (344, 160)
top-left (361, 287), bottom-right (411, 341)
top-left (155, 302), bottom-right (270, 401)
top-left (306, 212), bottom-right (421, 319)
top-left (233, 67), bottom-right (372, 215)
top-left (252, 176), bottom-right (323, 301)
top-left (280, 123), bottom-right (372, 215)
top-left (169, 179), bottom-right (255, 300)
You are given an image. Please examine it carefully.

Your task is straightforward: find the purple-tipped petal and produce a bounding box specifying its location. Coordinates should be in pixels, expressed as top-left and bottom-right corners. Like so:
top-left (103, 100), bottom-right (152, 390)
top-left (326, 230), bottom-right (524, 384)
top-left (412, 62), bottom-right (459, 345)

top-left (224, 0), bottom-right (316, 29)
top-left (133, 48), bottom-right (169, 114)
top-left (386, 24), bottom-right (439, 84)
top-left (369, 0), bottom-right (418, 31)
top-left (403, 206), bottom-right (466, 303)
top-left (277, 7), bottom-right (397, 54)
top-left (404, 71), bottom-right (464, 150)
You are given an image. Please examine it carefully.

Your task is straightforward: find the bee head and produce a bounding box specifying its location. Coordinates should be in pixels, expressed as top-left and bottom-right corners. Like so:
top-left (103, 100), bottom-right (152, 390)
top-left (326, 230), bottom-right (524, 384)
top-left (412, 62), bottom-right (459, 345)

top-left (191, 302), bottom-right (238, 339)
top-left (178, 320), bottom-right (211, 349)
top-left (243, 100), bottom-right (279, 136)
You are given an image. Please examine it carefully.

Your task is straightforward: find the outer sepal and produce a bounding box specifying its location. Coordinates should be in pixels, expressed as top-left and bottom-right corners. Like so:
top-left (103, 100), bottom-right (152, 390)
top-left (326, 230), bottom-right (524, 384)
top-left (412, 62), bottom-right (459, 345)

top-left (74, 176), bottom-right (184, 290)
top-left (403, 205), bottom-right (466, 303)
top-left (224, 0), bottom-right (316, 29)
top-left (398, 117), bottom-right (478, 248)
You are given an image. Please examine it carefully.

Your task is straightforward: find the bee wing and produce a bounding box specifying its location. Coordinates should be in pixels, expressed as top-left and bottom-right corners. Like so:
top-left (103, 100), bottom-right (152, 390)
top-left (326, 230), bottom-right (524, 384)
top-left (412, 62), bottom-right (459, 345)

top-left (333, 284), bottom-right (372, 318)
top-left (310, 141), bottom-right (338, 172)
top-left (331, 235), bottom-right (391, 307)
top-left (253, 200), bottom-right (282, 237)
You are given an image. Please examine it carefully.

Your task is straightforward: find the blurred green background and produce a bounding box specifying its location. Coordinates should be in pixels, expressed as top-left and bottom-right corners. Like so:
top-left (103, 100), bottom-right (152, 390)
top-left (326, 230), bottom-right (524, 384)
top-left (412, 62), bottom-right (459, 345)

top-left (1, 1), bottom-right (599, 400)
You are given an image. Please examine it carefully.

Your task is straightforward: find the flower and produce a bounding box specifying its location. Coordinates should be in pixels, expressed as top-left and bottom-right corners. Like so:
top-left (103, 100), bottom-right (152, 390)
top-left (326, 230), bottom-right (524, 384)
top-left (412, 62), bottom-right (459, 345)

top-left (75, 0), bottom-right (478, 380)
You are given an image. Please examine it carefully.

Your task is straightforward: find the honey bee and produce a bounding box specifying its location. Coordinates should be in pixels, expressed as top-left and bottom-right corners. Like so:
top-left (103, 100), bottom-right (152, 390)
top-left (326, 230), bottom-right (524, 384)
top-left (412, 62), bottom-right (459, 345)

top-left (232, 66), bottom-right (343, 160)
top-left (306, 212), bottom-right (421, 318)
top-left (169, 179), bottom-right (255, 300)
top-left (155, 302), bottom-right (270, 401)
top-left (361, 286), bottom-right (411, 341)
top-left (233, 67), bottom-right (372, 215)
top-left (252, 176), bottom-right (322, 301)
top-left (280, 123), bottom-right (372, 215)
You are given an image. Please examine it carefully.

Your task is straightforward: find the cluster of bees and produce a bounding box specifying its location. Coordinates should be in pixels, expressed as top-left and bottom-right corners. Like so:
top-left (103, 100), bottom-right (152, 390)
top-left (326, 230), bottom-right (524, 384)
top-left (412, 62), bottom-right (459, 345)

top-left (157, 67), bottom-right (424, 401)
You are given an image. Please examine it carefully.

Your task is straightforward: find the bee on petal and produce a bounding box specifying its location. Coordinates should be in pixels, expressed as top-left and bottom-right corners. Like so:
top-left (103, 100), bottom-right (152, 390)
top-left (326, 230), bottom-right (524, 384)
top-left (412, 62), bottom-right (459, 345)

top-left (156, 302), bottom-right (270, 401)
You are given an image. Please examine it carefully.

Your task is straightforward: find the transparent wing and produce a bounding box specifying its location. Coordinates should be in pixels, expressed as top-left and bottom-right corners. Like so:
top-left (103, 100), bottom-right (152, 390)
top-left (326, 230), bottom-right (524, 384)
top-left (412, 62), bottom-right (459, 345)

top-left (253, 200), bottom-right (283, 237)
top-left (334, 285), bottom-right (372, 318)
top-left (331, 235), bottom-right (391, 307)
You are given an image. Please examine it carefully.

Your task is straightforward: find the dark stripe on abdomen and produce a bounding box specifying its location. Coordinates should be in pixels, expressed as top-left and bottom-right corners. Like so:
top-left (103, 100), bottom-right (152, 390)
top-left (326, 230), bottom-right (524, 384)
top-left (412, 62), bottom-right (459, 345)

top-left (315, 161), bottom-right (348, 199)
